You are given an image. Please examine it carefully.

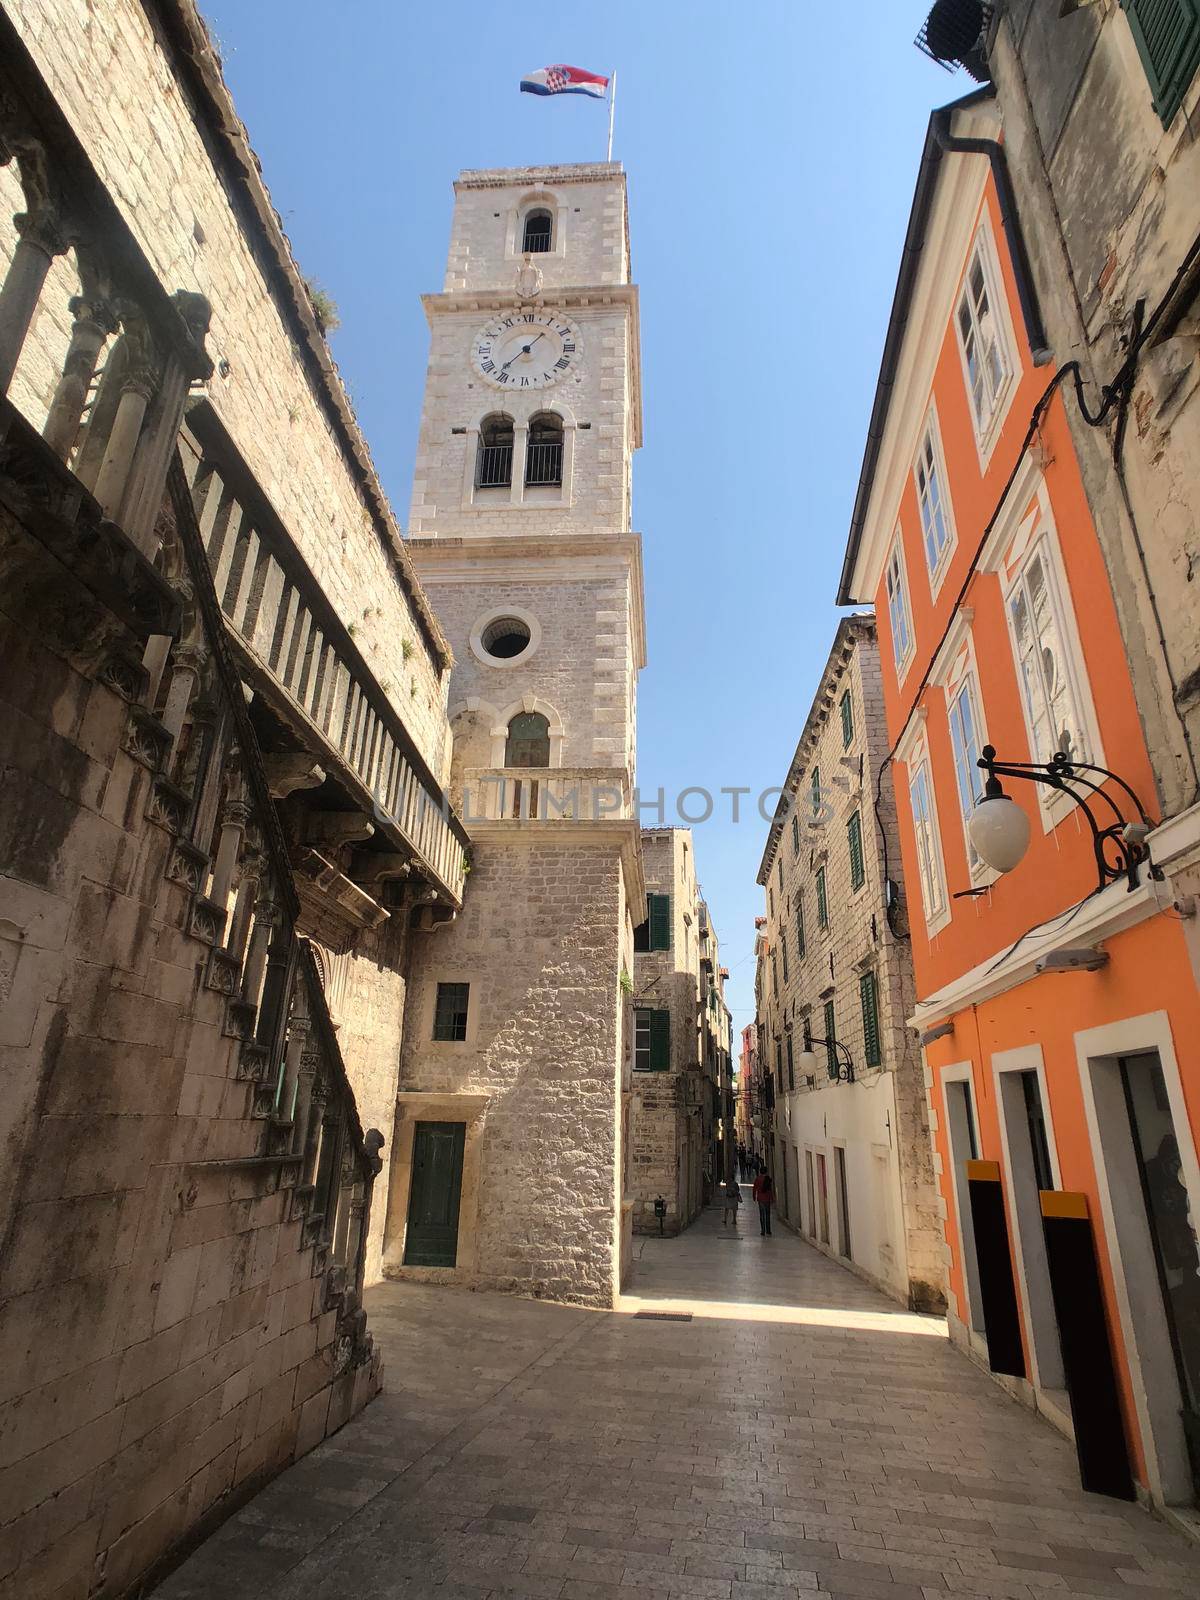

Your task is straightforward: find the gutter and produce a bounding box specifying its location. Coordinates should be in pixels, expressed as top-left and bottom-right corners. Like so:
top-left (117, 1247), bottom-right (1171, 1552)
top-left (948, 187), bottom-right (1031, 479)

top-left (836, 85), bottom-right (1050, 607)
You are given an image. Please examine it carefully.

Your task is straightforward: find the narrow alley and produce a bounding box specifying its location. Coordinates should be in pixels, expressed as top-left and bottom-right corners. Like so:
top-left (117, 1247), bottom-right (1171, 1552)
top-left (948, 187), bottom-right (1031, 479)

top-left (152, 1203), bottom-right (1200, 1600)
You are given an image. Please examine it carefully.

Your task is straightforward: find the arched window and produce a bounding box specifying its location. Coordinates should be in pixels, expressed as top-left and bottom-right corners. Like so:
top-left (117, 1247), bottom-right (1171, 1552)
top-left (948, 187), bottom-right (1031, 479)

top-left (525, 412), bottom-right (563, 487)
top-left (505, 712), bottom-right (550, 768)
top-left (476, 413), bottom-right (513, 488)
top-left (522, 207), bottom-right (553, 254)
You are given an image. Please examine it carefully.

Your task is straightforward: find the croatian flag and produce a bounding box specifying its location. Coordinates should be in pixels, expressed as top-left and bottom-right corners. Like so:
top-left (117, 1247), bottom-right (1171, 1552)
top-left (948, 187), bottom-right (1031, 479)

top-left (520, 64), bottom-right (609, 98)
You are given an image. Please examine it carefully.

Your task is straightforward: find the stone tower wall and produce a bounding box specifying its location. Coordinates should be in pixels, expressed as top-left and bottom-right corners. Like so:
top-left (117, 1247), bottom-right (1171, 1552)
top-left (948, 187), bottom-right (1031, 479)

top-left (387, 835), bottom-right (626, 1307)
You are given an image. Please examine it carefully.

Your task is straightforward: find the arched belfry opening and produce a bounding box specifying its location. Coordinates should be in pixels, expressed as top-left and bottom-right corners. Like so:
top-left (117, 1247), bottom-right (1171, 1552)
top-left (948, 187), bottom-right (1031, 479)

top-left (505, 711), bottom-right (551, 768)
top-left (475, 413), bottom-right (513, 488)
top-left (525, 412), bottom-right (563, 487)
top-left (522, 207), bottom-right (553, 253)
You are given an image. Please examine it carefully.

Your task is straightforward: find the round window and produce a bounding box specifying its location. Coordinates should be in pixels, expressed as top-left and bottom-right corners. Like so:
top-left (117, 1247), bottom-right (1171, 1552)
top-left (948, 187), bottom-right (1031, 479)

top-left (480, 616), bottom-right (532, 660)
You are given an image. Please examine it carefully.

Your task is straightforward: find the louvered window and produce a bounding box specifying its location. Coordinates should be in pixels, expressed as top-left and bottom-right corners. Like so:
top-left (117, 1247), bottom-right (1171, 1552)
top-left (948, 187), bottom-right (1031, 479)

top-left (848, 810), bottom-right (865, 891)
top-left (860, 970), bottom-right (881, 1069)
top-left (816, 866), bottom-right (828, 929)
top-left (796, 895), bottom-right (806, 961)
top-left (840, 689), bottom-right (854, 749)
top-left (634, 1008), bottom-right (670, 1071)
top-left (1123, 0), bottom-right (1200, 124)
top-left (823, 998), bottom-right (838, 1079)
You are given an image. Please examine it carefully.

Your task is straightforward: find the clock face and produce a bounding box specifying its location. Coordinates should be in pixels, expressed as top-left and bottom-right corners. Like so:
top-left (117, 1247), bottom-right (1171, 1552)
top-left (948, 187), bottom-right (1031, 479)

top-left (471, 311), bottom-right (580, 391)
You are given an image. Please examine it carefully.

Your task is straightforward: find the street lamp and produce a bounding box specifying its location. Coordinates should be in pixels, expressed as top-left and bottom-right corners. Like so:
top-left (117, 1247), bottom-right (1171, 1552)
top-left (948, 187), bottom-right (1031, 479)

top-left (794, 1027), bottom-right (856, 1084)
top-left (968, 745), bottom-right (1158, 892)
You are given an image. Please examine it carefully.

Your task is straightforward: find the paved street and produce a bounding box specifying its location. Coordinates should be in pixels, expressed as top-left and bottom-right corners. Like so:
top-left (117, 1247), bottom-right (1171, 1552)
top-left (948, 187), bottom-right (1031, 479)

top-left (153, 1200), bottom-right (1200, 1600)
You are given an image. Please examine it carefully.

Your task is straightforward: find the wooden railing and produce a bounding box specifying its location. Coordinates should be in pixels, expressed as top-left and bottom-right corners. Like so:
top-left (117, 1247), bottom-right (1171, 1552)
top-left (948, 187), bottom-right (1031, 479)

top-left (461, 766), bottom-right (632, 822)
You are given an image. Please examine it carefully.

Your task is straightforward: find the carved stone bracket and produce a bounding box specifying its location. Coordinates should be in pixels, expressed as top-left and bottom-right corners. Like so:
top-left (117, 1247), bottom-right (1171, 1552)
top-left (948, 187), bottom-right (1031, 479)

top-left (165, 836), bottom-right (209, 893)
top-left (187, 892), bottom-right (224, 946)
top-left (99, 649), bottom-right (150, 704)
top-left (263, 753), bottom-right (326, 799)
top-left (222, 995), bottom-right (257, 1041)
top-left (236, 1041), bottom-right (270, 1083)
top-left (206, 947), bottom-right (241, 996)
top-left (121, 704), bottom-right (172, 772)
top-left (146, 774), bottom-right (191, 834)
top-left (303, 811), bottom-right (375, 852)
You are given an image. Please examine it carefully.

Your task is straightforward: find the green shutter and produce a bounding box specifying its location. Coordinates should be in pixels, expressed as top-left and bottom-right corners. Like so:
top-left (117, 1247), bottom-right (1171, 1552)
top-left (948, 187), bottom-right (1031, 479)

top-left (781, 936), bottom-right (789, 983)
top-left (648, 893), bottom-right (671, 951)
top-left (840, 689), bottom-right (854, 749)
top-left (860, 970), bottom-right (881, 1068)
top-left (1124, 0), bottom-right (1200, 124)
top-left (848, 810), bottom-right (865, 891)
top-left (810, 766), bottom-right (821, 817)
top-left (816, 866), bottom-right (828, 928)
top-left (823, 998), bottom-right (837, 1078)
top-left (796, 896), bottom-right (806, 960)
top-left (649, 1008), bottom-right (671, 1070)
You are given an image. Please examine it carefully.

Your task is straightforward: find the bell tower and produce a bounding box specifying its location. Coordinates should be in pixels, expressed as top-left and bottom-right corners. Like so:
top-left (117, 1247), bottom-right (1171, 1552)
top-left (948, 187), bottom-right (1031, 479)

top-left (387, 164), bottom-right (647, 1310)
top-left (405, 161), bottom-right (644, 785)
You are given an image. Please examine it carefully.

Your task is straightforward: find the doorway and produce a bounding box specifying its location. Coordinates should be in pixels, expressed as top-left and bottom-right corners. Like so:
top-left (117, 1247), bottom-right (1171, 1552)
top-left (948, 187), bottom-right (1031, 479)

top-left (944, 1071), bottom-right (986, 1335)
top-left (815, 1151), bottom-right (830, 1245)
top-left (1120, 1051), bottom-right (1200, 1494)
top-left (404, 1121), bottom-right (466, 1266)
top-left (835, 1145), bottom-right (852, 1261)
top-left (995, 1052), bottom-right (1065, 1392)
top-left (805, 1150), bottom-right (816, 1238)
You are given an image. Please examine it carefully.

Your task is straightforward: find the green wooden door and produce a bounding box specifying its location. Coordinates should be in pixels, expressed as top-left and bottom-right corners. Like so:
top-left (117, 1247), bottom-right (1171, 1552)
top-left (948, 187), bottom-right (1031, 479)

top-left (404, 1121), bottom-right (466, 1266)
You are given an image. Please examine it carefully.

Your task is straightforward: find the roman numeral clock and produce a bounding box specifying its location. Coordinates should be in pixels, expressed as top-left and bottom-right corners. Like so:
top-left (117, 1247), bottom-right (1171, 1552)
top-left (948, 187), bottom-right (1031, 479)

top-left (471, 311), bottom-right (580, 390)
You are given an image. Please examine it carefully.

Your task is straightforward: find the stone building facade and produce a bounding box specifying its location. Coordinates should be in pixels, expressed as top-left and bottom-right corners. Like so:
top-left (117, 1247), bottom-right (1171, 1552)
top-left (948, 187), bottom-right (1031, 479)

top-left (384, 162), bottom-right (647, 1308)
top-left (0, 3), bottom-right (469, 1595)
top-left (755, 616), bottom-right (944, 1311)
top-left (628, 828), bottom-right (706, 1235)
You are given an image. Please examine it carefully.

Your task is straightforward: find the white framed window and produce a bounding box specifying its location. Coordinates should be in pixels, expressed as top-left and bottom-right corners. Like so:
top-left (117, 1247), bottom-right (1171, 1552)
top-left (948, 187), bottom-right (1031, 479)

top-left (914, 408), bottom-right (956, 590)
top-left (908, 757), bottom-right (949, 934)
top-left (885, 536), bottom-right (915, 677)
top-left (1006, 546), bottom-right (1090, 773)
top-left (980, 463), bottom-right (1104, 833)
top-left (955, 222), bottom-right (1016, 459)
top-left (947, 670), bottom-right (986, 871)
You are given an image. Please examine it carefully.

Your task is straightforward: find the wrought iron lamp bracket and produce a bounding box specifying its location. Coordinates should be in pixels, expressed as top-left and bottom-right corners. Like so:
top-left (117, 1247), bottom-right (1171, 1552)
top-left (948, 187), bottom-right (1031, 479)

top-left (977, 745), bottom-right (1160, 894)
top-left (805, 1034), bottom-right (856, 1085)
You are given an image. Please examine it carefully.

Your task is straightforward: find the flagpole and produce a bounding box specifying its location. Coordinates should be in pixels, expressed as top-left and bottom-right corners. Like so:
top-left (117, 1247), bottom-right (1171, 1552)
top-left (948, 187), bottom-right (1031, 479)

top-left (606, 69), bottom-right (617, 161)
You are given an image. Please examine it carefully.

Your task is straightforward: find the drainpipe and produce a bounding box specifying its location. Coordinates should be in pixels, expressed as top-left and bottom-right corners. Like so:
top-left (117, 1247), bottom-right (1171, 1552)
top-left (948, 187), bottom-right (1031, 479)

top-left (932, 108), bottom-right (1053, 366)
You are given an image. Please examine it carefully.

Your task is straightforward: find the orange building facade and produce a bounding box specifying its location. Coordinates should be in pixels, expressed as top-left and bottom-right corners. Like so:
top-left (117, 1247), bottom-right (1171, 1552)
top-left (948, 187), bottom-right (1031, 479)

top-left (839, 88), bottom-right (1200, 1515)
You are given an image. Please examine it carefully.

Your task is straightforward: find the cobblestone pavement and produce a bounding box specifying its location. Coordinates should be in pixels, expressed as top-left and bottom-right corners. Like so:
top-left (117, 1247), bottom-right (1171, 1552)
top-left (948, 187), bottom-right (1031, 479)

top-left (153, 1198), bottom-right (1200, 1599)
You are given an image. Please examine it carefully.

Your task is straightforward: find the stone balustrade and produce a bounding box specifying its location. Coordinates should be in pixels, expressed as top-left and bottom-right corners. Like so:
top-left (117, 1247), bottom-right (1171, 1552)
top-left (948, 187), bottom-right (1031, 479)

top-left (178, 415), bottom-right (468, 907)
top-left (461, 765), bottom-right (632, 822)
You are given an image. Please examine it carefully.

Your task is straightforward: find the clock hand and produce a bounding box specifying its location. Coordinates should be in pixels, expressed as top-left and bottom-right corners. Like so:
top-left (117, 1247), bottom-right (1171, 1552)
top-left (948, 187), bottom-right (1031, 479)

top-left (500, 331), bottom-right (546, 371)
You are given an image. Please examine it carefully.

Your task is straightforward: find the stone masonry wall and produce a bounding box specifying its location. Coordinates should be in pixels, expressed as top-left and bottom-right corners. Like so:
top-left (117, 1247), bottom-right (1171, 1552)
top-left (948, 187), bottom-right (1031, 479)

top-left (422, 569), bottom-right (637, 774)
top-left (0, 521), bottom-right (378, 1600)
top-left (4, 0), bottom-right (451, 781)
top-left (445, 166), bottom-right (629, 294)
top-left (390, 834), bottom-right (626, 1307)
top-left (408, 307), bottom-right (633, 541)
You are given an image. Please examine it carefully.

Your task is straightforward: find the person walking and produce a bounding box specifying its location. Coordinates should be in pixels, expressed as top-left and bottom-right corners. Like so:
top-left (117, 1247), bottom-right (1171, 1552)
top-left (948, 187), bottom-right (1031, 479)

top-left (722, 1175), bottom-right (743, 1228)
top-left (752, 1169), bottom-right (774, 1236)
top-left (736, 1143), bottom-right (747, 1180)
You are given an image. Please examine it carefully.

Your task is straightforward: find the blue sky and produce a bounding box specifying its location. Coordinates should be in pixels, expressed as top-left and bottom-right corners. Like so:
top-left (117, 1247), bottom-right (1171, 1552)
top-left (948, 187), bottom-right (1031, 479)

top-left (205, 1), bottom-right (962, 1049)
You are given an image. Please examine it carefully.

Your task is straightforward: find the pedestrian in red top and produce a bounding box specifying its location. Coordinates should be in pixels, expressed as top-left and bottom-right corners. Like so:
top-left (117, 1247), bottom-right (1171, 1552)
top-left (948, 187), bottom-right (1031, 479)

top-left (752, 1170), bottom-right (774, 1236)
